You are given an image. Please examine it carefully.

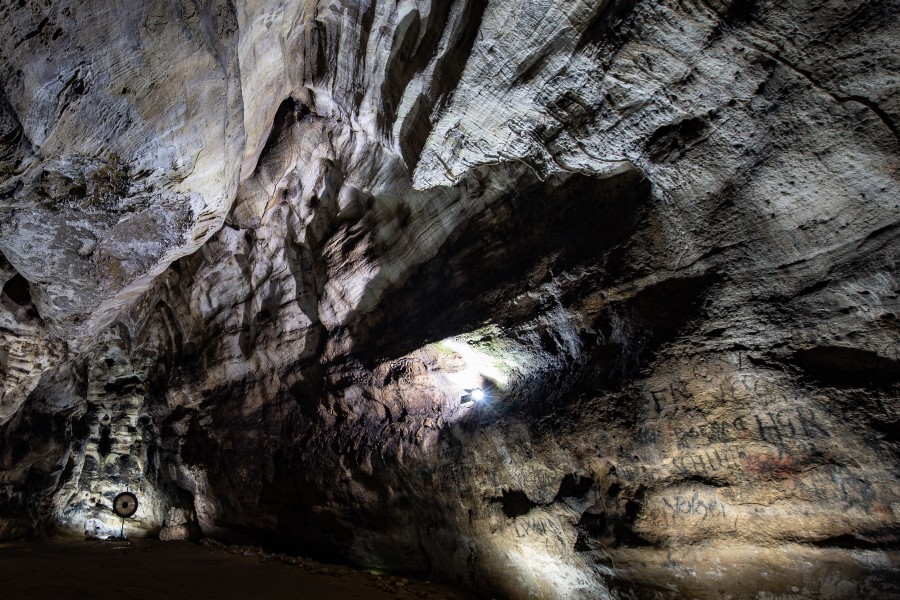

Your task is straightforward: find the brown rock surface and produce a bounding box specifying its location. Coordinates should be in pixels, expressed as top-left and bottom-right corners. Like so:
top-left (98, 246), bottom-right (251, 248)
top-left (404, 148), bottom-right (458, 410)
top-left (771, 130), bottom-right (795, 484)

top-left (0, 0), bottom-right (898, 598)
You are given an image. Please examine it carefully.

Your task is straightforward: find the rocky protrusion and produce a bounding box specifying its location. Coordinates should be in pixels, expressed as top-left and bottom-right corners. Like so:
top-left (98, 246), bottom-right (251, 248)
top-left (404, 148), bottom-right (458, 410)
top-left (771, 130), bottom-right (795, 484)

top-left (159, 507), bottom-right (200, 542)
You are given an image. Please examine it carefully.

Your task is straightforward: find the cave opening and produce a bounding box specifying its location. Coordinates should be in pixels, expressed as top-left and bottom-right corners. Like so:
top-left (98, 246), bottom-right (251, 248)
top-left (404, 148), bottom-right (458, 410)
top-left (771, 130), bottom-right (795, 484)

top-left (1, 273), bottom-right (31, 306)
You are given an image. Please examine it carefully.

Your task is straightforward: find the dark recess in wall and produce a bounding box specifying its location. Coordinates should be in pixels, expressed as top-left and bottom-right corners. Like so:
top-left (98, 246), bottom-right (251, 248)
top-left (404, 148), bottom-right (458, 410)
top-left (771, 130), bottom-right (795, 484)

top-left (351, 167), bottom-right (651, 364)
top-left (2, 273), bottom-right (31, 305)
top-left (793, 346), bottom-right (900, 389)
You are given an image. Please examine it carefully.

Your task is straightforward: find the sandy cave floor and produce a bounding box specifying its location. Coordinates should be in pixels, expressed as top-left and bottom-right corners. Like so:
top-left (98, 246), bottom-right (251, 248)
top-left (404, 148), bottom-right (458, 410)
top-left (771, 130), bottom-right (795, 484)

top-left (0, 537), bottom-right (474, 600)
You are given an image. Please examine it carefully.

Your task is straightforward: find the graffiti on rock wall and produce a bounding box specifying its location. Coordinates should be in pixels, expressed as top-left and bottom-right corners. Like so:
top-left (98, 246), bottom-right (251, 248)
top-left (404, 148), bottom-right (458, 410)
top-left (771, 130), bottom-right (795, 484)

top-left (658, 491), bottom-right (728, 526)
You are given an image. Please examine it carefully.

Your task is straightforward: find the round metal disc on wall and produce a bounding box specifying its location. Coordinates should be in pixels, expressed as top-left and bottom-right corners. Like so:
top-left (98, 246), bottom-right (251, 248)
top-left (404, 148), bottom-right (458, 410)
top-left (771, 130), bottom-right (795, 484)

top-left (113, 492), bottom-right (139, 518)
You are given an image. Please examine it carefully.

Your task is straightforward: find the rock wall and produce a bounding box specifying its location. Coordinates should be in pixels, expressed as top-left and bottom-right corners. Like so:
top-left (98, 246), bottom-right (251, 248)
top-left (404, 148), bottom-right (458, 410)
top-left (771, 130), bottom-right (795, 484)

top-left (1, 0), bottom-right (898, 598)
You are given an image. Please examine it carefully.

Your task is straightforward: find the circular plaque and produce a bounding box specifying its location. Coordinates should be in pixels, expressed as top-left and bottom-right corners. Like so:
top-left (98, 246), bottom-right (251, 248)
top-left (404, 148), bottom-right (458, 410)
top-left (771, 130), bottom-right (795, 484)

top-left (113, 492), bottom-right (139, 518)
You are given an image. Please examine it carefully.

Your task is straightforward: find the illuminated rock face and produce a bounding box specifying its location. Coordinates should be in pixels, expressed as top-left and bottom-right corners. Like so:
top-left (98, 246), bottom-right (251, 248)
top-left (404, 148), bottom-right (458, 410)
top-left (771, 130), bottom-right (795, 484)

top-left (1, 0), bottom-right (899, 598)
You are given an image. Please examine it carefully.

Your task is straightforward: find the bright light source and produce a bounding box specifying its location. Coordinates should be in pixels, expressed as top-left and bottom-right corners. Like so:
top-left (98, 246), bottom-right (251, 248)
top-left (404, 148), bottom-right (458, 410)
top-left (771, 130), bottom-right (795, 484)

top-left (440, 339), bottom-right (510, 387)
top-left (471, 388), bottom-right (485, 401)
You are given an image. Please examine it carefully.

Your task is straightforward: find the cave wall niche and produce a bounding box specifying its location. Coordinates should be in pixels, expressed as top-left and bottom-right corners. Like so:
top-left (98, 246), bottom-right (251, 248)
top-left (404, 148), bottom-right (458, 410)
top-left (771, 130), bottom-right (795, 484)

top-left (0, 0), bottom-right (898, 598)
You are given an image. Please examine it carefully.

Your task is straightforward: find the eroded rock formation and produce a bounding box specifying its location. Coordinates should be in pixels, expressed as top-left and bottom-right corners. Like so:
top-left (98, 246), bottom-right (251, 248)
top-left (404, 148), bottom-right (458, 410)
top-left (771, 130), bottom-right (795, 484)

top-left (1, 0), bottom-right (898, 597)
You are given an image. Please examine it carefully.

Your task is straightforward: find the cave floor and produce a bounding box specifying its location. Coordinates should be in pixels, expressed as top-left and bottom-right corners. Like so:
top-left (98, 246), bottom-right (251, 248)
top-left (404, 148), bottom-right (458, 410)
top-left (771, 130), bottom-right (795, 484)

top-left (0, 538), bottom-right (472, 600)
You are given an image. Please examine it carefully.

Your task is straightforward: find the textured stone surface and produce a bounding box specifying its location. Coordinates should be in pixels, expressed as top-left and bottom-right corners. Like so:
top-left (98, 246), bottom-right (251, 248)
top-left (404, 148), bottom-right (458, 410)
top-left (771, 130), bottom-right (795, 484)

top-left (1, 0), bottom-right (899, 598)
top-left (0, 0), bottom-right (244, 339)
top-left (159, 524), bottom-right (191, 541)
top-left (160, 507), bottom-right (199, 541)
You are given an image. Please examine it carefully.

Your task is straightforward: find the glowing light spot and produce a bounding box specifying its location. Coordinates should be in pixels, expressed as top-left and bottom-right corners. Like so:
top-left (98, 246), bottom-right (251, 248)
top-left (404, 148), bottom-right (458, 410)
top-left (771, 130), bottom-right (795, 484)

top-left (440, 339), bottom-right (511, 388)
top-left (471, 388), bottom-right (485, 401)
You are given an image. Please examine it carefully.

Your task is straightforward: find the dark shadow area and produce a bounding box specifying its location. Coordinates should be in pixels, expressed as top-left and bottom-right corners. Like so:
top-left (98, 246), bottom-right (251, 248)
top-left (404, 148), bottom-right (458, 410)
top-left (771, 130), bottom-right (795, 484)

top-left (0, 371), bottom-right (82, 536)
top-left (492, 489), bottom-right (536, 518)
top-left (0, 539), bottom-right (472, 600)
top-left (586, 272), bottom-right (720, 389)
top-left (722, 0), bottom-right (759, 27)
top-left (574, 511), bottom-right (653, 550)
top-left (555, 474), bottom-right (593, 500)
top-left (810, 531), bottom-right (900, 551)
top-left (351, 167), bottom-right (651, 365)
top-left (0, 270), bottom-right (41, 322)
top-left (645, 116), bottom-right (708, 161)
top-left (793, 346), bottom-right (900, 389)
top-left (2, 273), bottom-right (31, 305)
top-left (576, 0), bottom-right (643, 54)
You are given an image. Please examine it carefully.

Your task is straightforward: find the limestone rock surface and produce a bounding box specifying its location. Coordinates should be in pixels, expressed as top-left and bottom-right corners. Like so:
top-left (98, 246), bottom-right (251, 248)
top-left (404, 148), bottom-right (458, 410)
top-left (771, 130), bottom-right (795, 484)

top-left (1, 0), bottom-right (899, 598)
top-left (159, 524), bottom-right (193, 542)
top-left (159, 506), bottom-right (200, 541)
